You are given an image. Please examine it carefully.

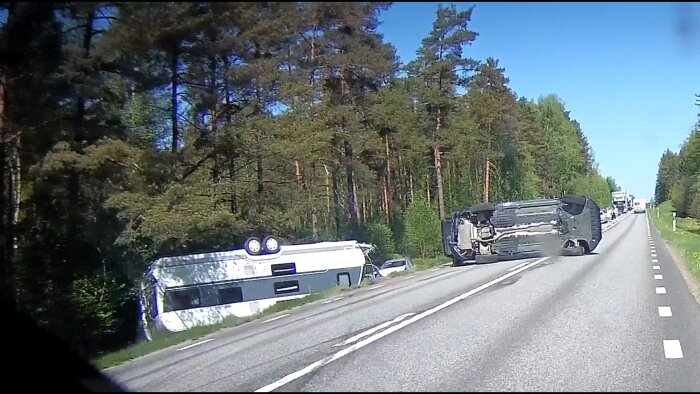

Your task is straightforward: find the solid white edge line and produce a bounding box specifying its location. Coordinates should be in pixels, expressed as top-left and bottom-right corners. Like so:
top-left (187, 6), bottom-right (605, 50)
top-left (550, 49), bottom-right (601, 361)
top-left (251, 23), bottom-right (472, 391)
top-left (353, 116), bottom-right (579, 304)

top-left (332, 313), bottom-right (416, 347)
top-left (261, 314), bottom-right (290, 324)
top-left (658, 306), bottom-right (672, 317)
top-left (663, 340), bottom-right (684, 358)
top-left (177, 338), bottom-right (214, 352)
top-left (254, 257), bottom-right (549, 392)
top-left (406, 275), bottom-right (415, 279)
top-left (656, 286), bottom-right (667, 294)
top-left (654, 274), bottom-right (663, 280)
top-left (507, 262), bottom-right (529, 272)
top-left (369, 284), bottom-right (385, 290)
top-left (429, 268), bottom-right (440, 272)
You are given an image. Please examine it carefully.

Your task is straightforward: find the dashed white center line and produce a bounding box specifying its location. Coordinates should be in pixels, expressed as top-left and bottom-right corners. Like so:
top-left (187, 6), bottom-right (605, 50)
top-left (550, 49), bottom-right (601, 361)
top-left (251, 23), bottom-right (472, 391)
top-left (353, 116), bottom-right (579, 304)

top-left (652, 254), bottom-right (657, 258)
top-left (652, 261), bottom-right (659, 265)
top-left (654, 274), bottom-right (664, 280)
top-left (507, 262), bottom-right (529, 272)
top-left (650, 248), bottom-right (656, 252)
top-left (177, 339), bottom-right (213, 351)
top-left (261, 314), bottom-right (290, 324)
top-left (663, 340), bottom-right (684, 359)
top-left (369, 284), bottom-right (385, 290)
top-left (656, 286), bottom-right (667, 294)
top-left (658, 306), bottom-right (673, 317)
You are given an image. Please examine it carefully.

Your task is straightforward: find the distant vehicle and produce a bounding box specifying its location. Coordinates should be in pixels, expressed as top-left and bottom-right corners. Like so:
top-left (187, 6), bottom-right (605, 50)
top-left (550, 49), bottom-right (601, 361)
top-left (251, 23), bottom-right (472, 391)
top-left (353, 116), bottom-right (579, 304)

top-left (442, 196), bottom-right (602, 266)
top-left (600, 209), bottom-right (608, 224)
top-left (138, 237), bottom-right (374, 339)
top-left (378, 257), bottom-right (413, 277)
top-left (633, 198), bottom-right (647, 213)
top-left (612, 190), bottom-right (628, 214)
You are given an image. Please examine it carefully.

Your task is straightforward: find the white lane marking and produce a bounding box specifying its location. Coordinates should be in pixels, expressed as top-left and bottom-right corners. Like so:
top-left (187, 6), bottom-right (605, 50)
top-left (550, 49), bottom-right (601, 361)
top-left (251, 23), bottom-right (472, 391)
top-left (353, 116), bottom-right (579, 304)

top-left (429, 267), bottom-right (440, 272)
top-left (652, 259), bottom-right (659, 263)
top-left (368, 284), bottom-right (385, 290)
top-left (658, 306), bottom-right (673, 317)
top-left (332, 313), bottom-right (415, 347)
top-left (652, 254), bottom-right (658, 258)
top-left (177, 339), bottom-right (214, 351)
top-left (507, 262), bottom-right (529, 272)
top-left (656, 287), bottom-right (667, 294)
top-left (261, 314), bottom-right (290, 324)
top-left (406, 275), bottom-right (415, 279)
top-left (254, 256), bottom-right (550, 392)
top-left (321, 296), bottom-right (345, 305)
top-left (663, 340), bottom-right (684, 359)
top-left (654, 274), bottom-right (664, 280)
top-left (653, 265), bottom-right (661, 270)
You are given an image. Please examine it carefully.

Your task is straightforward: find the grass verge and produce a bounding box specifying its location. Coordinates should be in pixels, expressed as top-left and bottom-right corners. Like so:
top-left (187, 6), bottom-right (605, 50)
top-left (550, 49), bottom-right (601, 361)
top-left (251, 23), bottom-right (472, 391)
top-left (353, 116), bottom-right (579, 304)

top-left (94, 255), bottom-right (451, 370)
top-left (93, 286), bottom-right (342, 370)
top-left (650, 201), bottom-right (700, 282)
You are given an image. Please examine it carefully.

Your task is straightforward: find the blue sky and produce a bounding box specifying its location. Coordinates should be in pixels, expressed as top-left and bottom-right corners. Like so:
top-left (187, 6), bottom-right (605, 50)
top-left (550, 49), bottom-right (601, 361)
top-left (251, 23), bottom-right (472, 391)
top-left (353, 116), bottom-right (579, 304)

top-left (378, 2), bottom-right (700, 200)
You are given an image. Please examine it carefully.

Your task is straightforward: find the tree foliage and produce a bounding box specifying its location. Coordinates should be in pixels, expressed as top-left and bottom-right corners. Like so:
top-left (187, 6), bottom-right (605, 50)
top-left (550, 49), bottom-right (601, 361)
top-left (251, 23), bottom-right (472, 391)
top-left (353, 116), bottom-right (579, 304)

top-left (656, 105), bottom-right (700, 217)
top-left (0, 2), bottom-right (616, 357)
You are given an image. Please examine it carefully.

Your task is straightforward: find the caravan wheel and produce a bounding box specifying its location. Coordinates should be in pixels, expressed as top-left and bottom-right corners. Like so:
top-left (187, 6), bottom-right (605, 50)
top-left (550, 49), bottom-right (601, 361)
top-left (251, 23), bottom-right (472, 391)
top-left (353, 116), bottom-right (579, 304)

top-left (262, 236), bottom-right (281, 254)
top-left (245, 237), bottom-right (263, 255)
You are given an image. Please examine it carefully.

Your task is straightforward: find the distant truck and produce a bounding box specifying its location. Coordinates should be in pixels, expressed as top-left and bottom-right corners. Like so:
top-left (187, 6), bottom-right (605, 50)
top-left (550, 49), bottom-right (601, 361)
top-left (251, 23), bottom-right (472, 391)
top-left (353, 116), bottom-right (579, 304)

top-left (632, 198), bottom-right (647, 214)
top-left (611, 190), bottom-right (628, 213)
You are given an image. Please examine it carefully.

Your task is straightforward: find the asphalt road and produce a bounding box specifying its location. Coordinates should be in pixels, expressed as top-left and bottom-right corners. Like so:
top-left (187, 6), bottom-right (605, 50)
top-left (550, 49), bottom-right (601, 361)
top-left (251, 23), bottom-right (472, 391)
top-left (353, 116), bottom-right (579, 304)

top-left (106, 212), bottom-right (700, 392)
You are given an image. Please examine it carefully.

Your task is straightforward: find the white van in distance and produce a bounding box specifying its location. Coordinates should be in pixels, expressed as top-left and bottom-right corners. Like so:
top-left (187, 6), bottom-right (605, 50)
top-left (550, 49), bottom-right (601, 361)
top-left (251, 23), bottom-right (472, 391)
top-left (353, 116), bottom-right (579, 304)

top-left (633, 198), bottom-right (647, 213)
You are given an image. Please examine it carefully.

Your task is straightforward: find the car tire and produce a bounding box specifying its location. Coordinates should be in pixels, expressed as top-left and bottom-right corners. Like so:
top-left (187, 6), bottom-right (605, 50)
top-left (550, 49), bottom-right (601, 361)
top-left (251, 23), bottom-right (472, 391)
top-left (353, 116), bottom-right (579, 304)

top-left (262, 235), bottom-right (281, 254)
top-left (561, 245), bottom-right (585, 256)
top-left (470, 202), bottom-right (496, 213)
top-left (244, 237), bottom-right (263, 255)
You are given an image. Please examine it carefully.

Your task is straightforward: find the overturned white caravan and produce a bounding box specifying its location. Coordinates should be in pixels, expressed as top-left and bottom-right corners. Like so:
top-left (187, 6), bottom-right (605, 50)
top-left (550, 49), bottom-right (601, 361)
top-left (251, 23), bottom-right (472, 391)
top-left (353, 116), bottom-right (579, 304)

top-left (138, 237), bottom-right (374, 340)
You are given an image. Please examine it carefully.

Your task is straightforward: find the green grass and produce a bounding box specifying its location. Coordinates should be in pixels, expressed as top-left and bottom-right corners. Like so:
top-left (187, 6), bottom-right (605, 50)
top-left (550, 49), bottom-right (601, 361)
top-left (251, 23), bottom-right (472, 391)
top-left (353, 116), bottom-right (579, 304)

top-left (650, 201), bottom-right (700, 282)
top-left (94, 255), bottom-right (451, 370)
top-left (93, 286), bottom-right (343, 370)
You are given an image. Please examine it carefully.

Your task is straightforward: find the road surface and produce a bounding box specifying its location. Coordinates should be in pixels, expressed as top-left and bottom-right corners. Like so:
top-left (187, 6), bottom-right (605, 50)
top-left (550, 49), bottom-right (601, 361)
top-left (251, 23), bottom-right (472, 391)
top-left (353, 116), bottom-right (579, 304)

top-left (106, 212), bottom-right (700, 391)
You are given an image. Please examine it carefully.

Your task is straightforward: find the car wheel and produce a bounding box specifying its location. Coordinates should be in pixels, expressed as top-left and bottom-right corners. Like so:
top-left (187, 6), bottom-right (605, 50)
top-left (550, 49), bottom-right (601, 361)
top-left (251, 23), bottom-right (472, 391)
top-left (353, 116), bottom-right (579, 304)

top-left (244, 237), bottom-right (263, 255)
top-left (262, 235), bottom-right (281, 254)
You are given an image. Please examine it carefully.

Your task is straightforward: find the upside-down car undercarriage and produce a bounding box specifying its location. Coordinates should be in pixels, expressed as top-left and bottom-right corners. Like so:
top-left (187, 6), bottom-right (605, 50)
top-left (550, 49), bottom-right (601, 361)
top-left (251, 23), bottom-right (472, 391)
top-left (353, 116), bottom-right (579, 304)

top-left (442, 196), bottom-right (602, 265)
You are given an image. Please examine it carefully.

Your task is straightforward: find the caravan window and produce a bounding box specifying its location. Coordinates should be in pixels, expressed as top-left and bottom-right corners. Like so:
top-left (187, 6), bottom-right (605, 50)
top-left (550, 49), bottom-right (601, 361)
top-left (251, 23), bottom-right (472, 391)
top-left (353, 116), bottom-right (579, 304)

top-left (164, 288), bottom-right (202, 312)
top-left (218, 286), bottom-right (243, 304)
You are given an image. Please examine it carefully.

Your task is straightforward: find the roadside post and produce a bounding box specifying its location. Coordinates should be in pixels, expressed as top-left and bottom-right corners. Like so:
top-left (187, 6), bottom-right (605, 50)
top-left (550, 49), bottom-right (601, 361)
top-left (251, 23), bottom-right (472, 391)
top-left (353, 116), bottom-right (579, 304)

top-left (672, 210), bottom-right (677, 232)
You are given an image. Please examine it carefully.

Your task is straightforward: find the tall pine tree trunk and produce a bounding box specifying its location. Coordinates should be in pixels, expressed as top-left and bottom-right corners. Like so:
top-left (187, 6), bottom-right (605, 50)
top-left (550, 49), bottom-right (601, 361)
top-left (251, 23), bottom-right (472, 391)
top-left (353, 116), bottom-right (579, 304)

top-left (344, 138), bottom-right (359, 237)
top-left (384, 135), bottom-right (391, 220)
top-left (433, 108), bottom-right (446, 220)
top-left (170, 44), bottom-right (179, 153)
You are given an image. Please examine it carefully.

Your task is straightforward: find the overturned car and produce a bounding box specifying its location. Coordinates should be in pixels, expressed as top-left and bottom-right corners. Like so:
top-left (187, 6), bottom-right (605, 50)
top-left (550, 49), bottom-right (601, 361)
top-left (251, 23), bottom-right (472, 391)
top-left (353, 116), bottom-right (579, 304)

top-left (442, 195), bottom-right (602, 265)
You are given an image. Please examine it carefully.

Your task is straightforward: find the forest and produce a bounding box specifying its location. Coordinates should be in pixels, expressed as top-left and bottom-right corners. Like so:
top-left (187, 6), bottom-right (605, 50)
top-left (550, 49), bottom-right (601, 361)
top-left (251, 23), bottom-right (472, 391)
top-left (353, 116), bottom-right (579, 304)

top-left (654, 95), bottom-right (700, 218)
top-left (0, 2), bottom-right (616, 357)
